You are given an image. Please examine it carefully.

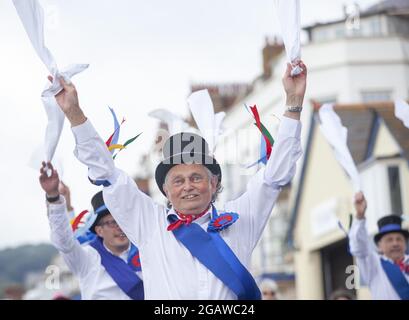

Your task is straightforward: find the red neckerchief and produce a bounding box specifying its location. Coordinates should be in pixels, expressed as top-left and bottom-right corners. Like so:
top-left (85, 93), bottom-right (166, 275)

top-left (396, 257), bottom-right (409, 275)
top-left (167, 207), bottom-right (209, 231)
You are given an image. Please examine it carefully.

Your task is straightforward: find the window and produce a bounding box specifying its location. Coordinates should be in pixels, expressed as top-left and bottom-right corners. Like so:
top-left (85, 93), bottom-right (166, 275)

top-left (313, 28), bottom-right (328, 42)
top-left (335, 26), bottom-right (345, 38)
top-left (361, 91), bottom-right (391, 102)
top-left (321, 239), bottom-right (356, 299)
top-left (369, 16), bottom-right (382, 36)
top-left (388, 166), bottom-right (403, 215)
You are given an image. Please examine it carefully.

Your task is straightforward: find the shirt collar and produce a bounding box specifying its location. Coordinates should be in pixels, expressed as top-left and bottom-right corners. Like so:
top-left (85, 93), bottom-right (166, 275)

top-left (103, 242), bottom-right (131, 262)
top-left (381, 254), bottom-right (409, 264)
top-left (166, 207), bottom-right (212, 225)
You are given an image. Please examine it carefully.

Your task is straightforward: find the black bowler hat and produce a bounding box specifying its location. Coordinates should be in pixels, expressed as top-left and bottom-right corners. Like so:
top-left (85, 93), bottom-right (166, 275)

top-left (155, 132), bottom-right (221, 196)
top-left (89, 191), bottom-right (110, 233)
top-left (374, 215), bottom-right (409, 243)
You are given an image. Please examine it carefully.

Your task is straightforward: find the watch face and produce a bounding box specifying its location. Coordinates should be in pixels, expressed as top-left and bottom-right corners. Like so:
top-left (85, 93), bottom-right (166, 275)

top-left (288, 106), bottom-right (303, 112)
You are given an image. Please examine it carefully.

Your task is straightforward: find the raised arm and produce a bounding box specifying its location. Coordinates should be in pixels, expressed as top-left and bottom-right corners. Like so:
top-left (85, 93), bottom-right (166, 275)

top-left (349, 191), bottom-right (379, 284)
top-left (50, 77), bottom-right (157, 247)
top-left (59, 181), bottom-right (74, 219)
top-left (282, 61), bottom-right (307, 121)
top-left (39, 162), bottom-right (92, 277)
top-left (225, 62), bottom-right (305, 250)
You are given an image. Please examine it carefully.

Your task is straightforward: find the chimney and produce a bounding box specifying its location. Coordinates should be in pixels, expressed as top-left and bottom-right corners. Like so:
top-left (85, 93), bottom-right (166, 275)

top-left (262, 36), bottom-right (284, 79)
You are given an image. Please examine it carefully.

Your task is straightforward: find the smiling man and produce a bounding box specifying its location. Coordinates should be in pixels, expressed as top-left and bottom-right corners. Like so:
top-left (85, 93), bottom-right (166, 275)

top-left (349, 192), bottom-right (409, 300)
top-left (39, 162), bottom-right (144, 300)
top-left (51, 61), bottom-right (306, 299)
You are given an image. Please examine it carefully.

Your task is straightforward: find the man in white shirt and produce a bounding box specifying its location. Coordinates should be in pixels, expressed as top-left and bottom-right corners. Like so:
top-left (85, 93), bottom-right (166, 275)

top-left (49, 61), bottom-right (306, 299)
top-left (349, 191), bottom-right (409, 300)
top-left (39, 161), bottom-right (144, 300)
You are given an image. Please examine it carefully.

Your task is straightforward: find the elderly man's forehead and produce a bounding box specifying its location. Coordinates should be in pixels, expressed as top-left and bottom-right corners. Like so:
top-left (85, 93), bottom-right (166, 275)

top-left (167, 164), bottom-right (208, 177)
top-left (382, 232), bottom-right (406, 241)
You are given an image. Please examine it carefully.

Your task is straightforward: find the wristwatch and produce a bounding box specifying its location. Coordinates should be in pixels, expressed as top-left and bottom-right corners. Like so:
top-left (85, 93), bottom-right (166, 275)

top-left (286, 105), bottom-right (303, 112)
top-left (46, 194), bottom-right (60, 203)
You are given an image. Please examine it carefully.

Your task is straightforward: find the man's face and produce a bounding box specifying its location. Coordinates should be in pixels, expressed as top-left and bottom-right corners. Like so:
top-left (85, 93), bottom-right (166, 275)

top-left (262, 290), bottom-right (278, 300)
top-left (163, 164), bottom-right (217, 215)
top-left (95, 214), bottom-right (129, 252)
top-left (378, 232), bottom-right (407, 262)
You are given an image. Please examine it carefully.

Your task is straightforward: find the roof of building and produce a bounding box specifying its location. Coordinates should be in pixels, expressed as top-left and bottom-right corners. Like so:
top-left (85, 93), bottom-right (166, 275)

top-left (303, 0), bottom-right (409, 31)
top-left (364, 0), bottom-right (409, 15)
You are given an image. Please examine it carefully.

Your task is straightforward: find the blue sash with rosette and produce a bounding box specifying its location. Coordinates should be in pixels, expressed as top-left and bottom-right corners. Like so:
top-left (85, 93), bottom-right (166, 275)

top-left (90, 237), bottom-right (144, 300)
top-left (169, 206), bottom-right (261, 300)
top-left (380, 258), bottom-right (409, 300)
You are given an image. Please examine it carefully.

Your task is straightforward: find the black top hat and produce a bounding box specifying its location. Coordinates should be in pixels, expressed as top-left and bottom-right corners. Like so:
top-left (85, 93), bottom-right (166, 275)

top-left (374, 215), bottom-right (409, 243)
top-left (155, 132), bottom-right (221, 196)
top-left (89, 191), bottom-right (110, 233)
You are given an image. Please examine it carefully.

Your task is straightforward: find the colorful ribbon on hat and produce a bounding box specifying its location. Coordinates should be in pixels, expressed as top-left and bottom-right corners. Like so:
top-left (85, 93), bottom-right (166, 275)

top-left (105, 106), bottom-right (125, 153)
top-left (70, 209), bottom-right (97, 245)
top-left (104, 107), bottom-right (142, 160)
top-left (112, 133), bottom-right (142, 160)
top-left (88, 108), bottom-right (142, 187)
top-left (71, 210), bottom-right (89, 231)
top-left (245, 104), bottom-right (275, 167)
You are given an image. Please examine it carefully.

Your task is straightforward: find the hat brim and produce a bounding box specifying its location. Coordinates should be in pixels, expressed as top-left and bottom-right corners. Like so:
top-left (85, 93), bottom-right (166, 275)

top-left (89, 210), bottom-right (110, 234)
top-left (374, 229), bottom-right (409, 243)
top-left (155, 153), bottom-right (221, 196)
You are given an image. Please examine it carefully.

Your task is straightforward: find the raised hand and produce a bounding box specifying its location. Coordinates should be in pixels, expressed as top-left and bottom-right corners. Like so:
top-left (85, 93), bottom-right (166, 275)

top-left (282, 60), bottom-right (307, 107)
top-left (59, 181), bottom-right (73, 211)
top-left (39, 161), bottom-right (60, 197)
top-left (47, 76), bottom-right (87, 127)
top-left (354, 191), bottom-right (367, 220)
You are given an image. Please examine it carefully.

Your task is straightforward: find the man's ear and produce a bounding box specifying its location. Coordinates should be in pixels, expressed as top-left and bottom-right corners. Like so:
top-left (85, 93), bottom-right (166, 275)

top-left (163, 183), bottom-right (170, 197)
top-left (210, 176), bottom-right (218, 192)
top-left (95, 226), bottom-right (103, 237)
top-left (377, 241), bottom-right (384, 254)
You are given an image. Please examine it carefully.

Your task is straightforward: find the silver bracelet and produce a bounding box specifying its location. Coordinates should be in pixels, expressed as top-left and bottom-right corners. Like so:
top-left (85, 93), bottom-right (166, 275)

top-left (286, 105), bottom-right (303, 112)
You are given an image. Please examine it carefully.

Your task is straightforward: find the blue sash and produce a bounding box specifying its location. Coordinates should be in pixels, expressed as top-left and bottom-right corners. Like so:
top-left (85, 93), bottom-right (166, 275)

top-left (90, 237), bottom-right (144, 300)
top-left (380, 258), bottom-right (409, 300)
top-left (169, 209), bottom-right (261, 300)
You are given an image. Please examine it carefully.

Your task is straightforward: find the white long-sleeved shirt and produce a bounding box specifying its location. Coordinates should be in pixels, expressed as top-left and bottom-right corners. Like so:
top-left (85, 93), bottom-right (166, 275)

top-left (72, 116), bottom-right (302, 299)
top-left (47, 197), bottom-right (142, 300)
top-left (349, 218), bottom-right (409, 300)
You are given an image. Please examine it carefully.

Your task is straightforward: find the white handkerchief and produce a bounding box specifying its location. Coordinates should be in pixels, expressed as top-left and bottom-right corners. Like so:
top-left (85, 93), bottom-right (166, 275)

top-left (148, 109), bottom-right (190, 136)
top-left (273, 0), bottom-right (302, 76)
top-left (13, 0), bottom-right (88, 162)
top-left (28, 144), bottom-right (64, 179)
top-left (394, 100), bottom-right (409, 129)
top-left (318, 103), bottom-right (361, 192)
top-left (187, 90), bottom-right (225, 154)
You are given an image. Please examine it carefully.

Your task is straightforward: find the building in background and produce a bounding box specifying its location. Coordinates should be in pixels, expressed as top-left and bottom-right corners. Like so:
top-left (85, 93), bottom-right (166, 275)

top-left (286, 0), bottom-right (409, 299)
top-left (133, 0), bottom-right (409, 299)
top-left (288, 101), bottom-right (409, 300)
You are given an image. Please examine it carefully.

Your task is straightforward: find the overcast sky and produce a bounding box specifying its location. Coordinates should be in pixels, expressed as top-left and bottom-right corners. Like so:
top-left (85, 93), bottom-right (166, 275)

top-left (0, 0), bottom-right (379, 249)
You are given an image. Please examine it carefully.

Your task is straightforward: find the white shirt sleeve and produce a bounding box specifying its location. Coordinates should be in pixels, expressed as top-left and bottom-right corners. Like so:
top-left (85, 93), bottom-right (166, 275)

top-left (348, 218), bottom-right (379, 285)
top-left (225, 116), bottom-right (302, 251)
top-left (47, 197), bottom-right (93, 277)
top-left (71, 119), bottom-right (158, 248)
top-left (103, 169), bottom-right (159, 247)
top-left (71, 119), bottom-right (118, 183)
